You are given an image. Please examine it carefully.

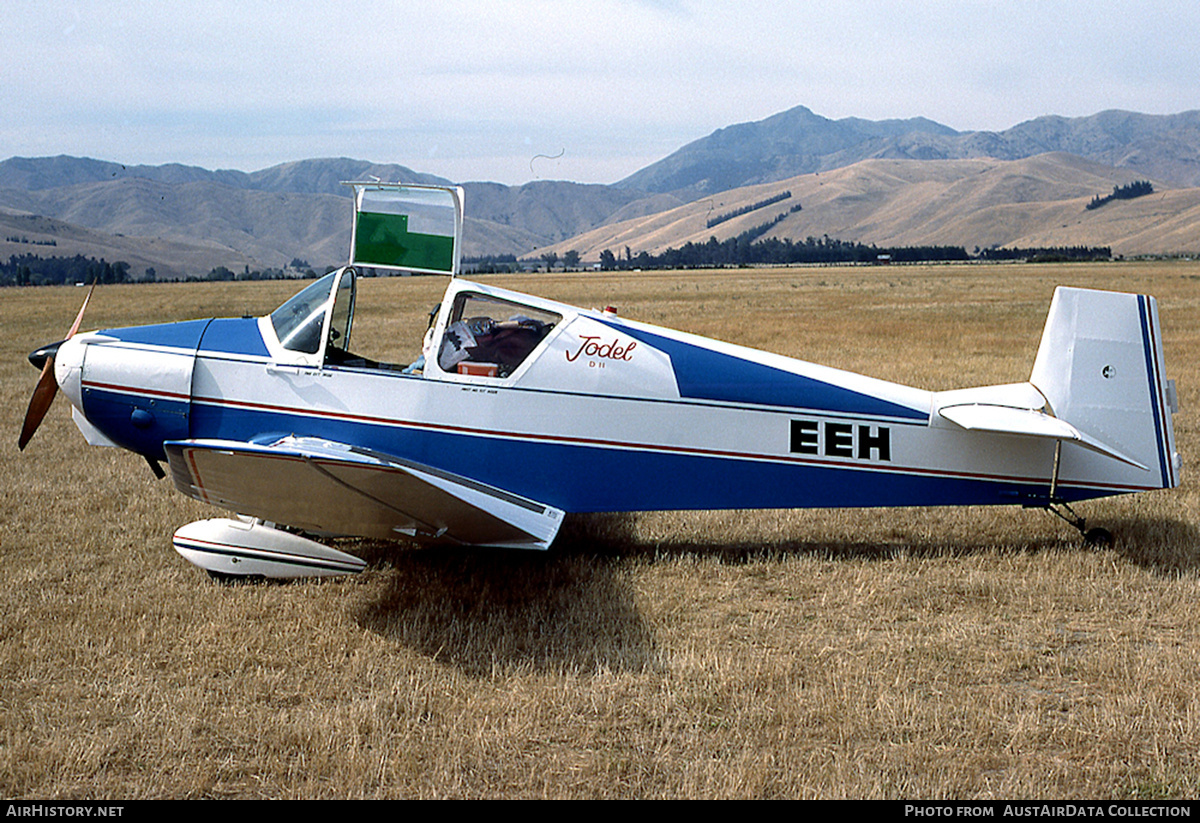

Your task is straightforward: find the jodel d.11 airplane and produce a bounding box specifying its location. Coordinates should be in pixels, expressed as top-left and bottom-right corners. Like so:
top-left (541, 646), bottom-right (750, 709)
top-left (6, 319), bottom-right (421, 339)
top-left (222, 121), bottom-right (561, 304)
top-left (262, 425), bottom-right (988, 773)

top-left (19, 183), bottom-right (1182, 579)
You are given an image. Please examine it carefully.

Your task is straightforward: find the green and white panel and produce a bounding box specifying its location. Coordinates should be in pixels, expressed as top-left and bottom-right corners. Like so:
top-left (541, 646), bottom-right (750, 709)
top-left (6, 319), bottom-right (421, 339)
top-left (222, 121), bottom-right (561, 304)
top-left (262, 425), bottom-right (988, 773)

top-left (350, 184), bottom-right (463, 275)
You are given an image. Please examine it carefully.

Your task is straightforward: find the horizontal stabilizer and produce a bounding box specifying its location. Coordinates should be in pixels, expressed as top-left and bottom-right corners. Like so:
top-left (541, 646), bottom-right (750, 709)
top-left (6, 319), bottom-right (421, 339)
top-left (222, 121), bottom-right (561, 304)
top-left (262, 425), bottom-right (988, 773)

top-left (939, 402), bottom-right (1148, 470)
top-left (164, 436), bottom-right (564, 550)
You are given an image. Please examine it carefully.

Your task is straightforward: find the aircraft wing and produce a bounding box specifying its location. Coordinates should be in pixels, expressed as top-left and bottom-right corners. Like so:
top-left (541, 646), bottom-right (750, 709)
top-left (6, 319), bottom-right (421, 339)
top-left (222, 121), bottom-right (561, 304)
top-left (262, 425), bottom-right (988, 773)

top-left (163, 436), bottom-right (564, 549)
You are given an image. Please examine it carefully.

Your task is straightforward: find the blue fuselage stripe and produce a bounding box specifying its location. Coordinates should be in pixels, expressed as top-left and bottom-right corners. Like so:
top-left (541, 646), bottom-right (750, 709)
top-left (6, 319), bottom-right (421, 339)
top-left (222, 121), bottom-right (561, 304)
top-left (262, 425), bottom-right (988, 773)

top-left (597, 319), bottom-right (929, 421)
top-left (81, 388), bottom-right (190, 461)
top-left (187, 401), bottom-right (1119, 512)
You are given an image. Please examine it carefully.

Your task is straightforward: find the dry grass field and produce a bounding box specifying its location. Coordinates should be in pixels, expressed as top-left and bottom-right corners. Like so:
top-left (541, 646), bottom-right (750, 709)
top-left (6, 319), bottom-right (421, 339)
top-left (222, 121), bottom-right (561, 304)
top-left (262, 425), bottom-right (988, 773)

top-left (2, 262), bottom-right (1198, 799)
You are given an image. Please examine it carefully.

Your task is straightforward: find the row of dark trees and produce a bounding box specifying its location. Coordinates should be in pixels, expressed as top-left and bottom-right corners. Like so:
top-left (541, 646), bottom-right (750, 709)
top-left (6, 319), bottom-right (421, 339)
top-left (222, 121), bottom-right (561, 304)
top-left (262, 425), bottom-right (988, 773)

top-left (599, 235), bottom-right (970, 270)
top-left (590, 201), bottom-right (1124, 269)
top-left (464, 251), bottom-right (591, 273)
top-left (600, 237), bottom-right (1117, 269)
top-left (977, 246), bottom-right (1112, 262)
top-left (5, 235), bottom-right (58, 247)
top-left (599, 207), bottom-right (972, 270)
top-left (462, 253), bottom-right (523, 274)
top-left (706, 191), bottom-right (795, 228)
top-left (0, 253), bottom-right (331, 287)
top-left (1, 254), bottom-right (134, 287)
top-left (203, 264), bottom-right (320, 281)
top-left (1086, 180), bottom-right (1154, 210)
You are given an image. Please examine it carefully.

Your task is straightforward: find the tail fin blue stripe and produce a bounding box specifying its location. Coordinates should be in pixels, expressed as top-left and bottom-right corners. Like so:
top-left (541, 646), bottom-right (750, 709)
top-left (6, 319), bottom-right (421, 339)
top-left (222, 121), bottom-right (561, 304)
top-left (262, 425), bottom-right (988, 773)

top-left (1137, 295), bottom-right (1171, 488)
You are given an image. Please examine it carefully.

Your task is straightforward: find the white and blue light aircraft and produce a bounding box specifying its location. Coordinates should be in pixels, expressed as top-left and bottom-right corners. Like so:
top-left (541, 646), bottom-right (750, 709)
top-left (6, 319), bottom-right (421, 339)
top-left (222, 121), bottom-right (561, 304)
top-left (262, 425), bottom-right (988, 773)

top-left (19, 184), bottom-right (1182, 579)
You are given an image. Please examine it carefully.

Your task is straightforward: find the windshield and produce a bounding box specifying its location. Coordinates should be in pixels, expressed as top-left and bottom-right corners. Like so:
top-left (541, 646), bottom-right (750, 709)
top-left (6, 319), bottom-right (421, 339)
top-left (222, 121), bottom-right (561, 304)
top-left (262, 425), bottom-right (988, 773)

top-left (269, 273), bottom-right (337, 354)
top-left (327, 269), bottom-right (355, 354)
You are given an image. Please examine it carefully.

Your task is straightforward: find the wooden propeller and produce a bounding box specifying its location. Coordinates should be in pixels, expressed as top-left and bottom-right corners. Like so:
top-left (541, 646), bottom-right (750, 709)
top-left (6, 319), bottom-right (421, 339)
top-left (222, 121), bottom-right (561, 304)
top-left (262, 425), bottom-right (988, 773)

top-left (18, 281), bottom-right (96, 451)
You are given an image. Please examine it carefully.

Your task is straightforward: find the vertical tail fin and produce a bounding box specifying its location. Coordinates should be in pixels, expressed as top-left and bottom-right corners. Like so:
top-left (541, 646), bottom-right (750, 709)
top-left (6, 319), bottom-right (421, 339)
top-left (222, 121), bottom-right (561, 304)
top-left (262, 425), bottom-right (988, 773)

top-left (1031, 287), bottom-right (1180, 489)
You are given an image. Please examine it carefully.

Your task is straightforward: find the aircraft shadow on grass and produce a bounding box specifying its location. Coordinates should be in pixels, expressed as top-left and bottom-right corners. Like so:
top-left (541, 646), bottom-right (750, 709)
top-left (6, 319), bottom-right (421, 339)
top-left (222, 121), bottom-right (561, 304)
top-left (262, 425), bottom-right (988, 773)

top-left (603, 513), bottom-right (1200, 571)
top-left (347, 511), bottom-right (1198, 675)
top-left (352, 519), bottom-right (658, 677)
top-left (1101, 516), bottom-right (1200, 575)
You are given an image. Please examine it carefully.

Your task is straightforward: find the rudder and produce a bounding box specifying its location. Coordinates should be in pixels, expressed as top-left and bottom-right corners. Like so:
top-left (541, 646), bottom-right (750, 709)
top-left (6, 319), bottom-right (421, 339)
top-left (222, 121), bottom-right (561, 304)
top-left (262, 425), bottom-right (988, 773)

top-left (1030, 287), bottom-right (1180, 490)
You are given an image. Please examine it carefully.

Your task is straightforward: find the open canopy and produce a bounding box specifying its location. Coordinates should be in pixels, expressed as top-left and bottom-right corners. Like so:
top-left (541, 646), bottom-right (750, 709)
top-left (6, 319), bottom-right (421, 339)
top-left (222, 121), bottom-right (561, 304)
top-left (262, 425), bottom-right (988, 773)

top-left (346, 182), bottom-right (464, 276)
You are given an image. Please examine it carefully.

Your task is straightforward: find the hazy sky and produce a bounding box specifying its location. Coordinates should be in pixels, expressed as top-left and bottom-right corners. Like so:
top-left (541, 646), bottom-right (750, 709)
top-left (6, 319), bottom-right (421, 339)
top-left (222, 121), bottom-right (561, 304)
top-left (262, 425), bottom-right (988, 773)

top-left (4, 1), bottom-right (1196, 186)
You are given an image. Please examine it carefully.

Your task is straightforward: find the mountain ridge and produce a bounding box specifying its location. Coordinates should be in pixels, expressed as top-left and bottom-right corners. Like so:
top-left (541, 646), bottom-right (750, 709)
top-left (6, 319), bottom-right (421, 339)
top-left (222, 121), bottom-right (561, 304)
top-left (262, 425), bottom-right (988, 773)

top-left (617, 106), bottom-right (1200, 197)
top-left (3, 105), bottom-right (1200, 276)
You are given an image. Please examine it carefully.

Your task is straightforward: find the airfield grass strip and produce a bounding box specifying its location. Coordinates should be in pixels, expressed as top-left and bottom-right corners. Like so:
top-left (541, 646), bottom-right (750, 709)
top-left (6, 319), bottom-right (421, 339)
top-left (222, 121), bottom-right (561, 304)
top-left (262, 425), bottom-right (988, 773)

top-left (1, 262), bottom-right (1198, 798)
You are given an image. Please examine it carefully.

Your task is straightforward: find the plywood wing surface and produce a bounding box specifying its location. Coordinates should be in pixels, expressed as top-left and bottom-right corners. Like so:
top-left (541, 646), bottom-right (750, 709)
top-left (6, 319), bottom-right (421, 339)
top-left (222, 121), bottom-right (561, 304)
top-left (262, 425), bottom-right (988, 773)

top-left (164, 436), bottom-right (564, 549)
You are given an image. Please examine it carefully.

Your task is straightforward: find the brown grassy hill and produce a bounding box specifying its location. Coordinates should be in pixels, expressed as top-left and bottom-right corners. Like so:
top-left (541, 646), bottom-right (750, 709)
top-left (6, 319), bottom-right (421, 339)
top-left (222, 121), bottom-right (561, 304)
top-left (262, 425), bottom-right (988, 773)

top-left (540, 153), bottom-right (1200, 261)
top-left (7, 178), bottom-right (353, 270)
top-left (0, 207), bottom-right (259, 281)
top-left (0, 171), bottom-right (669, 274)
top-left (463, 181), bottom-right (670, 245)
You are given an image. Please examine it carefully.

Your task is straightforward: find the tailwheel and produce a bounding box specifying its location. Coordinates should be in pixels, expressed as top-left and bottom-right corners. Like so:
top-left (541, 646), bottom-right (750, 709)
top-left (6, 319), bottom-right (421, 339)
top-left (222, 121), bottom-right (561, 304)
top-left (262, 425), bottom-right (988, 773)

top-left (1039, 500), bottom-right (1112, 548)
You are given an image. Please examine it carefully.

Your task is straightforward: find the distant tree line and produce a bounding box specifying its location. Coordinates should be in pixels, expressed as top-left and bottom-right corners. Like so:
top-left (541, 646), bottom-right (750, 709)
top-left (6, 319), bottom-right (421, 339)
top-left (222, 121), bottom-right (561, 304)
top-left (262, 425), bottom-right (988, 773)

top-left (6, 235), bottom-right (58, 247)
top-left (0, 253), bottom-right (330, 287)
top-left (1, 253), bottom-right (132, 287)
top-left (463, 254), bottom-right (521, 274)
top-left (977, 246), bottom-right (1112, 262)
top-left (599, 236), bottom-right (970, 270)
top-left (706, 191), bottom-right (795, 228)
top-left (599, 209), bottom-right (969, 270)
top-left (1, 237), bottom-right (1117, 288)
top-left (1086, 180), bottom-right (1154, 210)
top-left (199, 263), bottom-right (318, 282)
top-left (538, 250), bottom-right (582, 270)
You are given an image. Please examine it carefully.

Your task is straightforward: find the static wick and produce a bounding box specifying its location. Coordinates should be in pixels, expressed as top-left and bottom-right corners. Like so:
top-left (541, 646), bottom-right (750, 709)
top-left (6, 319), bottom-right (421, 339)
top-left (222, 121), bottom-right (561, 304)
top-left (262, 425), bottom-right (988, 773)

top-left (530, 148), bottom-right (565, 177)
